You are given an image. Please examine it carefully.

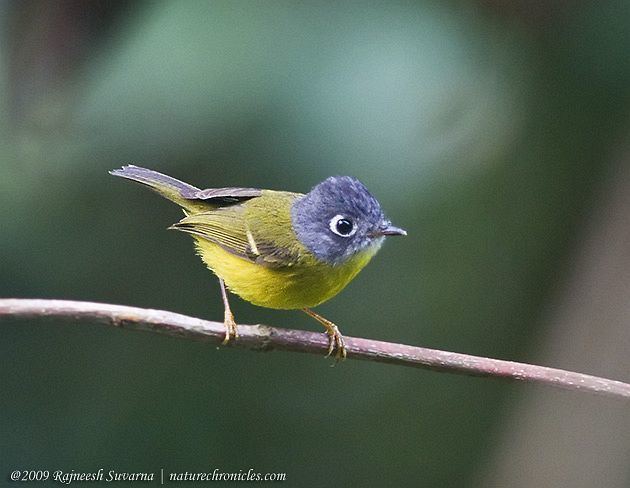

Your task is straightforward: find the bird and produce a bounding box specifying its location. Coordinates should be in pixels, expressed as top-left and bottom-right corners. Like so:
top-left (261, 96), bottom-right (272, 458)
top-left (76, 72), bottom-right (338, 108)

top-left (110, 165), bottom-right (406, 359)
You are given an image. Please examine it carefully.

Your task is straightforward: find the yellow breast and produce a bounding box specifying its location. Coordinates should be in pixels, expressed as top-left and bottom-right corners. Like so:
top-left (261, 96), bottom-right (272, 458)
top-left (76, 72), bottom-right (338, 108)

top-left (193, 237), bottom-right (379, 310)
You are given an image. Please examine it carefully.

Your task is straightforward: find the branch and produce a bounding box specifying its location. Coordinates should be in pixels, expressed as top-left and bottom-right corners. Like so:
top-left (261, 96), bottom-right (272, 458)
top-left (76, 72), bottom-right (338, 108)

top-left (2, 298), bottom-right (629, 400)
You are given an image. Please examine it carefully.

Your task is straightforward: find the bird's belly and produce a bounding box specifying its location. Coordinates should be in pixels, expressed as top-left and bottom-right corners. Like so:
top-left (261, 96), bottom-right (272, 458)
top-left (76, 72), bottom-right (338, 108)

top-left (193, 238), bottom-right (376, 310)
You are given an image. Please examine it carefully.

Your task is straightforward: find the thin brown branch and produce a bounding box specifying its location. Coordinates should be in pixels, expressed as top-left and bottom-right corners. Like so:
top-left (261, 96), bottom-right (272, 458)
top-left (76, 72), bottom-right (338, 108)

top-left (1, 298), bottom-right (629, 400)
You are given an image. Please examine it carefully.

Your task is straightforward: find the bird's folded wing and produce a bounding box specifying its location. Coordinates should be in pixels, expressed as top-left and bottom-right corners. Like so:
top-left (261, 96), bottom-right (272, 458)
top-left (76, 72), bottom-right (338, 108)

top-left (170, 206), bottom-right (301, 267)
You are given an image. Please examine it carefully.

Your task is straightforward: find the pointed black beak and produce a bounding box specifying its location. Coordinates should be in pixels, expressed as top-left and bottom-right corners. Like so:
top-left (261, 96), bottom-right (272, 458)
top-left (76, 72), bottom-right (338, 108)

top-left (370, 223), bottom-right (407, 237)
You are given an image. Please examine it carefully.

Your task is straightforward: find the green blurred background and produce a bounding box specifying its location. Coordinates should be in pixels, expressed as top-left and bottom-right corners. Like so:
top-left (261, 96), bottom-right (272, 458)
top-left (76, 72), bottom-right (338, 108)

top-left (2, 1), bottom-right (630, 486)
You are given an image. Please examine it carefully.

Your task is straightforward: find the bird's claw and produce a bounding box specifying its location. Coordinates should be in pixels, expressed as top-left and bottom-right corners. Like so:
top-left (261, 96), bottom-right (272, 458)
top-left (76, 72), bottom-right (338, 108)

top-left (325, 325), bottom-right (347, 361)
top-left (222, 310), bottom-right (239, 345)
top-left (302, 308), bottom-right (347, 362)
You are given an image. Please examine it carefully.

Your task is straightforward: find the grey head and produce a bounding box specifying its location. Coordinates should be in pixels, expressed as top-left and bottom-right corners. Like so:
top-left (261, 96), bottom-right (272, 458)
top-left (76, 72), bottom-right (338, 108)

top-left (291, 176), bottom-right (406, 265)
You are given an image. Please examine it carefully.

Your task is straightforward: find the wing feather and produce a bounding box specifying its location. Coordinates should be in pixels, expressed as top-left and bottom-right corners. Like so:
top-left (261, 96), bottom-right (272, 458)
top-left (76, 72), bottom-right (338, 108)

top-left (189, 187), bottom-right (262, 202)
top-left (170, 191), bottom-right (304, 267)
top-left (171, 208), bottom-right (251, 257)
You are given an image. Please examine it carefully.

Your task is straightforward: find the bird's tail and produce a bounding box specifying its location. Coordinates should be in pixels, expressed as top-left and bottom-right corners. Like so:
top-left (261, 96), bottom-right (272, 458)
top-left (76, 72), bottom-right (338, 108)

top-left (110, 165), bottom-right (202, 210)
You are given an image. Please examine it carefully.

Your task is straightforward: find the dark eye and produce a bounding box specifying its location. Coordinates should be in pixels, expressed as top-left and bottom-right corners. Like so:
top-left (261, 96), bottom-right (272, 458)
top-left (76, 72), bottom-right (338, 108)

top-left (329, 214), bottom-right (356, 237)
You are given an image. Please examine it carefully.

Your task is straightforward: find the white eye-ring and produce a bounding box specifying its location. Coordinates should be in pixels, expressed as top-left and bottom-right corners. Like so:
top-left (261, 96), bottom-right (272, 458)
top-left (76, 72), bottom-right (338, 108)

top-left (329, 214), bottom-right (356, 237)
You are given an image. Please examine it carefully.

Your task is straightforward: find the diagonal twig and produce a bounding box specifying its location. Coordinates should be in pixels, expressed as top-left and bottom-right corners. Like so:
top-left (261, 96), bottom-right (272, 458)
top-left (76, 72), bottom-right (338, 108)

top-left (1, 298), bottom-right (629, 400)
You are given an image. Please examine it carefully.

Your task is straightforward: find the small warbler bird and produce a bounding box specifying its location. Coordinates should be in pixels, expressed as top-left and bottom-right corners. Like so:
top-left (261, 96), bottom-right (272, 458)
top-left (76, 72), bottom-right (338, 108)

top-left (110, 165), bottom-right (406, 358)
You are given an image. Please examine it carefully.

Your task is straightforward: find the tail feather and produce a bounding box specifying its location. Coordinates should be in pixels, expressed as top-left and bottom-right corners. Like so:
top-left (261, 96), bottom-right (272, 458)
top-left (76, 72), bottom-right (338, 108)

top-left (110, 165), bottom-right (202, 209)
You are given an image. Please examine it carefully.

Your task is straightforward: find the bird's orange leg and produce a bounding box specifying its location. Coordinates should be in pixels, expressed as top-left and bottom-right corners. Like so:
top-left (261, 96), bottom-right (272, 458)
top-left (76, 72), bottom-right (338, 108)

top-left (219, 278), bottom-right (238, 344)
top-left (302, 308), bottom-right (347, 360)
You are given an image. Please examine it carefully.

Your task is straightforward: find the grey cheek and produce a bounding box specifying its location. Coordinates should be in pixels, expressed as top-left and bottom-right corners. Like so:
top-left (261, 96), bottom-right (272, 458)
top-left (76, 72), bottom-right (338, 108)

top-left (293, 224), bottom-right (346, 264)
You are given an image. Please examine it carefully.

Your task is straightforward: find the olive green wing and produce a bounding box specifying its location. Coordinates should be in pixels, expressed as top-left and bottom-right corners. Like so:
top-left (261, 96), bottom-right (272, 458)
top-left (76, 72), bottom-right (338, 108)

top-left (171, 206), bottom-right (251, 258)
top-left (170, 190), bottom-right (306, 267)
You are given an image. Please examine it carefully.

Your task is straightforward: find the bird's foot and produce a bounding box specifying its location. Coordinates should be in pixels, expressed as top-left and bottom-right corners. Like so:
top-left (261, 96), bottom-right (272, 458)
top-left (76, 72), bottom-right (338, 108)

top-left (222, 310), bottom-right (239, 345)
top-left (302, 308), bottom-right (347, 361)
top-left (325, 324), bottom-right (347, 361)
